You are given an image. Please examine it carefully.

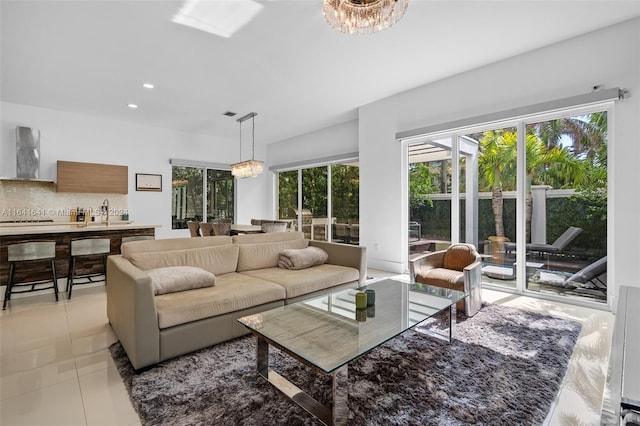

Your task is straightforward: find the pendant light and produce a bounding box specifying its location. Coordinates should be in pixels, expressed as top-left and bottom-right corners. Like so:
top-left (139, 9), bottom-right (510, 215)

top-left (231, 112), bottom-right (264, 178)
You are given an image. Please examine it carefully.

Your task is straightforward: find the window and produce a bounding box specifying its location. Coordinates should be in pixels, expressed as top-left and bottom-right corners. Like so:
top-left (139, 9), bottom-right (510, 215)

top-left (207, 169), bottom-right (234, 221)
top-left (172, 165), bottom-right (234, 229)
top-left (276, 161), bottom-right (359, 244)
top-left (407, 107), bottom-right (609, 305)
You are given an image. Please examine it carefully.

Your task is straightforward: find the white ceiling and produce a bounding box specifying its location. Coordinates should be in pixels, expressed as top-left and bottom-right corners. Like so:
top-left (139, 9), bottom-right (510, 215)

top-left (2, 1), bottom-right (639, 147)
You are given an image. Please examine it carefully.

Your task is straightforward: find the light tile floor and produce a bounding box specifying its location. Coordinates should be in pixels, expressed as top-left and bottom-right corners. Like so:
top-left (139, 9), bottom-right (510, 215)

top-left (1, 271), bottom-right (613, 426)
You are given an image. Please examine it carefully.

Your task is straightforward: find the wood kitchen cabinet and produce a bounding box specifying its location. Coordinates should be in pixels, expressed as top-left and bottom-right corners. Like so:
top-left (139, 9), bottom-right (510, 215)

top-left (57, 160), bottom-right (128, 193)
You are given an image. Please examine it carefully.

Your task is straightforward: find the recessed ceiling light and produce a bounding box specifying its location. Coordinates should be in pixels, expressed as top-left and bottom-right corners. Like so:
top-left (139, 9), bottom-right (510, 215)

top-left (223, 111), bottom-right (237, 117)
top-left (142, 82), bottom-right (154, 89)
top-left (127, 103), bottom-right (139, 109)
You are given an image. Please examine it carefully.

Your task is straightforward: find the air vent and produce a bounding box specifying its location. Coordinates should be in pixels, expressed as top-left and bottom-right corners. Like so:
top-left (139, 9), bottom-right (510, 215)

top-left (223, 111), bottom-right (237, 117)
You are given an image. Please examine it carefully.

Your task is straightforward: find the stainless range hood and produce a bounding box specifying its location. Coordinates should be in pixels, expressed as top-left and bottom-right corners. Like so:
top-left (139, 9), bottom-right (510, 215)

top-left (16, 126), bottom-right (40, 179)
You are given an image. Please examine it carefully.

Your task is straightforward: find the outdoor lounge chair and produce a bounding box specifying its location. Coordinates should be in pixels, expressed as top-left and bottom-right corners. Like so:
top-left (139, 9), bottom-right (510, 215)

top-left (564, 256), bottom-right (607, 296)
top-left (503, 226), bottom-right (583, 256)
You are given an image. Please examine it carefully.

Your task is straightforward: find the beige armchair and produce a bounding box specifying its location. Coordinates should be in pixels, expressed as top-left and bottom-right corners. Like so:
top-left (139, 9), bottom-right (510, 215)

top-left (409, 243), bottom-right (483, 317)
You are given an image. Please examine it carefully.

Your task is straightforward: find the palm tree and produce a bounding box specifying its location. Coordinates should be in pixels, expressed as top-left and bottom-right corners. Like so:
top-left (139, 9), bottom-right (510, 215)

top-left (478, 129), bottom-right (516, 237)
top-left (522, 133), bottom-right (586, 241)
top-left (479, 130), bottom-right (586, 242)
top-left (527, 113), bottom-right (606, 160)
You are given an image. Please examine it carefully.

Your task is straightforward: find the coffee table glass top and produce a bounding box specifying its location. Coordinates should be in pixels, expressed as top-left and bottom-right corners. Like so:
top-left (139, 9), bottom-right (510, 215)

top-left (238, 278), bottom-right (466, 373)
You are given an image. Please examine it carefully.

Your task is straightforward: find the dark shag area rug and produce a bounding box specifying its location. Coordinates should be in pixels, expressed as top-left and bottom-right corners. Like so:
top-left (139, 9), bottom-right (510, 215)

top-left (109, 303), bottom-right (581, 426)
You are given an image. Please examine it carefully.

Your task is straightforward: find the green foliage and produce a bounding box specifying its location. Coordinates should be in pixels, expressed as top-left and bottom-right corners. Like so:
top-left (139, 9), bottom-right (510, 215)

top-left (331, 165), bottom-right (359, 222)
top-left (415, 198), bottom-right (516, 242)
top-left (477, 129), bottom-right (587, 192)
top-left (277, 165), bottom-right (360, 223)
top-left (302, 168), bottom-right (328, 217)
top-left (409, 163), bottom-right (436, 217)
top-left (477, 129), bottom-right (517, 191)
top-left (411, 198), bottom-right (451, 240)
top-left (278, 170), bottom-right (298, 219)
top-left (412, 113), bottom-right (607, 254)
top-left (547, 194), bottom-right (606, 258)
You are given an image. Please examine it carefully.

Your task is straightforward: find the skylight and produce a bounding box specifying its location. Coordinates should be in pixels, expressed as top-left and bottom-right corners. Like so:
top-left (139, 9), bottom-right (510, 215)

top-left (171, 0), bottom-right (263, 38)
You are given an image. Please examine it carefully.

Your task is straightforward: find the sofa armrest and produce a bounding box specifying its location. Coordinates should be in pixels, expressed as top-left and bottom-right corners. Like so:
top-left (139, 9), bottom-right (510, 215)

top-left (106, 255), bottom-right (160, 370)
top-left (409, 250), bottom-right (446, 281)
top-left (463, 260), bottom-right (483, 317)
top-left (308, 240), bottom-right (367, 284)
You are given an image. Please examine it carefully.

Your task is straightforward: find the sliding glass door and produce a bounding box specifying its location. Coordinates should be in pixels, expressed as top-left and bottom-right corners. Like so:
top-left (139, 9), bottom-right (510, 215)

top-left (522, 112), bottom-right (607, 302)
top-left (408, 139), bottom-right (452, 256)
top-left (407, 108), bottom-right (608, 304)
top-left (331, 163), bottom-right (359, 244)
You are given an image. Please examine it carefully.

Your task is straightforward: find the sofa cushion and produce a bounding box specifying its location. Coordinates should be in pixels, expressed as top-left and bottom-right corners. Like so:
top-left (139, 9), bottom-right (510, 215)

top-left (237, 239), bottom-right (308, 272)
top-left (423, 267), bottom-right (465, 290)
top-left (232, 231), bottom-right (304, 245)
top-left (147, 266), bottom-right (216, 295)
top-left (154, 273), bottom-right (286, 329)
top-left (121, 235), bottom-right (233, 257)
top-left (240, 264), bottom-right (359, 299)
top-left (127, 244), bottom-right (239, 275)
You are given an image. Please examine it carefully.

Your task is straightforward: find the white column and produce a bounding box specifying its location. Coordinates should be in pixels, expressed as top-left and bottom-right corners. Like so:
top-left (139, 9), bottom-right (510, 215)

top-left (531, 185), bottom-right (551, 244)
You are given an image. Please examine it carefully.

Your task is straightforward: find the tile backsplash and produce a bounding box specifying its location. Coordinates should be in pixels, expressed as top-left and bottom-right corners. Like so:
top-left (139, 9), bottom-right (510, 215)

top-left (0, 180), bottom-right (128, 222)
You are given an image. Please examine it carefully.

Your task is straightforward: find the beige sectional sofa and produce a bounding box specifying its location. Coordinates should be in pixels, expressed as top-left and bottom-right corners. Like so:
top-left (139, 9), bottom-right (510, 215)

top-left (106, 231), bottom-right (366, 369)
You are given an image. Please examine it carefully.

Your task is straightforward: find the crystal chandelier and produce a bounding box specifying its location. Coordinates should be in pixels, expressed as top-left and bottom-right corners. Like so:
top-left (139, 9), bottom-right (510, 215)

top-left (231, 112), bottom-right (264, 178)
top-left (322, 0), bottom-right (409, 35)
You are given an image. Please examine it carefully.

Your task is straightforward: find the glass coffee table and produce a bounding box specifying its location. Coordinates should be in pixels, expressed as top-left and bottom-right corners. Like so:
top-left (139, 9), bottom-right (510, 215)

top-left (237, 278), bottom-right (467, 426)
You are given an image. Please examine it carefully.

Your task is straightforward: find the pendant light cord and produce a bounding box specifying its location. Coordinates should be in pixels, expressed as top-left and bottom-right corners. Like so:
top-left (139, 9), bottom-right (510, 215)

top-left (251, 115), bottom-right (255, 161)
top-left (238, 120), bottom-right (242, 162)
top-left (235, 112), bottom-right (257, 163)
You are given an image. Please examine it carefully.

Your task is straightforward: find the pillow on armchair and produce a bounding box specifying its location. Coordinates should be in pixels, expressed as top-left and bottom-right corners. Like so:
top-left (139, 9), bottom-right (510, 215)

top-left (443, 244), bottom-right (479, 271)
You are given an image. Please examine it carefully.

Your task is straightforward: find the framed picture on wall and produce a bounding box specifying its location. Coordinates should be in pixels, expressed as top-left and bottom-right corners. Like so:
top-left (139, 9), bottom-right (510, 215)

top-left (136, 173), bottom-right (162, 191)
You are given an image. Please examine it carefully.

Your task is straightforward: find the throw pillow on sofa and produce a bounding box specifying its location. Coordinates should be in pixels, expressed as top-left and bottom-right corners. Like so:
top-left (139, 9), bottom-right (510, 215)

top-left (278, 246), bottom-right (328, 270)
top-left (146, 266), bottom-right (216, 295)
top-left (236, 239), bottom-right (308, 272)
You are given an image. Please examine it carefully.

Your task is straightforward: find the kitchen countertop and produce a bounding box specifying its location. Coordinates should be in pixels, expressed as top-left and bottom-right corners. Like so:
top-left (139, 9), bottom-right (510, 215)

top-left (0, 222), bottom-right (161, 236)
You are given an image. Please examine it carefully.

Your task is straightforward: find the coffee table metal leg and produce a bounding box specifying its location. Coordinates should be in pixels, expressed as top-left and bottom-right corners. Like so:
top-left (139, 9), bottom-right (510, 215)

top-left (332, 365), bottom-right (348, 425)
top-left (415, 305), bottom-right (457, 343)
top-left (257, 335), bottom-right (269, 378)
top-left (449, 304), bottom-right (457, 342)
top-left (255, 335), bottom-right (346, 426)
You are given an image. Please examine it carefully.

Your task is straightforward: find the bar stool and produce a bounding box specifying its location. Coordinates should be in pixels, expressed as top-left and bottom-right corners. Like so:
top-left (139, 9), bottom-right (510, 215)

top-left (66, 238), bottom-right (111, 299)
top-left (3, 241), bottom-right (58, 310)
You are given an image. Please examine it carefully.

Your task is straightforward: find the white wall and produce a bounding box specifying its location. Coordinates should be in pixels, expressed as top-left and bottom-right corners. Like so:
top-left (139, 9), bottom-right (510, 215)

top-left (0, 102), bottom-right (266, 238)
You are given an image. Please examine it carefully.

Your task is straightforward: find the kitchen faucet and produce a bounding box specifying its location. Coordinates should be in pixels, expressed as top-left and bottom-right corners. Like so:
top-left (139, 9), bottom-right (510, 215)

top-left (102, 199), bottom-right (110, 225)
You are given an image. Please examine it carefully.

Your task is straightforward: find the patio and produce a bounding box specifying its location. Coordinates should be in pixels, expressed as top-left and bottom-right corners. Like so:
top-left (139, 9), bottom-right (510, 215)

top-left (409, 238), bottom-right (607, 303)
